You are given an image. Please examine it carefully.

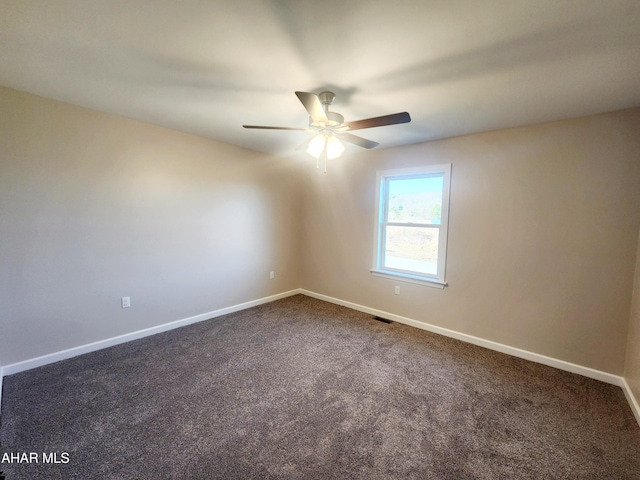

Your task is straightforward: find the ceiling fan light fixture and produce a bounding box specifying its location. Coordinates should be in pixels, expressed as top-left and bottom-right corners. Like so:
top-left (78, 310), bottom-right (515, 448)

top-left (326, 135), bottom-right (345, 159)
top-left (306, 133), bottom-right (345, 160)
top-left (307, 133), bottom-right (326, 159)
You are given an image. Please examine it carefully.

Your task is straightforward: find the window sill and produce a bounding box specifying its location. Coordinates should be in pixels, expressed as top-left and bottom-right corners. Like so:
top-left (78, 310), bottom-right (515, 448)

top-left (370, 270), bottom-right (447, 289)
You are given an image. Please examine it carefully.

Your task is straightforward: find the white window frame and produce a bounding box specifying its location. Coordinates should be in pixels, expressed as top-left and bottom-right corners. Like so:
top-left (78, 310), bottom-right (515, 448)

top-left (371, 164), bottom-right (451, 289)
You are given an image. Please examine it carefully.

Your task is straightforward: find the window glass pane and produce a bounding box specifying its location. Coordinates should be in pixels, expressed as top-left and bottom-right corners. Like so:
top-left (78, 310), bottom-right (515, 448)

top-left (384, 226), bottom-right (439, 275)
top-left (387, 176), bottom-right (443, 224)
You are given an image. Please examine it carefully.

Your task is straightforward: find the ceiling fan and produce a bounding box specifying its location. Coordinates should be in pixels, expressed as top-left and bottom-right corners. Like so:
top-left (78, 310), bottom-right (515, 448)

top-left (243, 91), bottom-right (411, 170)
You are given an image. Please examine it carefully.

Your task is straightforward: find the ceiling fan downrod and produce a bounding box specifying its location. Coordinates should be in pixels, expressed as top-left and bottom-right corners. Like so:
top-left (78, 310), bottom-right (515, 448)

top-left (313, 91), bottom-right (344, 127)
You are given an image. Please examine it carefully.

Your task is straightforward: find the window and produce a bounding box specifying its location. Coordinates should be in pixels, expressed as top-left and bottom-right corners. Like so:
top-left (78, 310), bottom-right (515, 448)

top-left (371, 164), bottom-right (451, 288)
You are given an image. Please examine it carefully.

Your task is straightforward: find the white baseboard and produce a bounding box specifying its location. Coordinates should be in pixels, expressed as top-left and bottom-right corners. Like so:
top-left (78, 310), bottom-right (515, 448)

top-left (0, 289), bottom-right (301, 378)
top-left (1, 287), bottom-right (637, 428)
top-left (300, 289), bottom-right (625, 387)
top-left (622, 378), bottom-right (640, 426)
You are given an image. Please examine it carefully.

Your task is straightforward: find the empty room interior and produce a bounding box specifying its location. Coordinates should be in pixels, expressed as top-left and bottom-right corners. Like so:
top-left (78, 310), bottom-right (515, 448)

top-left (1, 1), bottom-right (640, 478)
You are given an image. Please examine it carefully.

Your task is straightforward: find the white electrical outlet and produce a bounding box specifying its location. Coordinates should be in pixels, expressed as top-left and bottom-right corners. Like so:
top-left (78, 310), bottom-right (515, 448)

top-left (270, 271), bottom-right (275, 279)
top-left (395, 286), bottom-right (400, 295)
top-left (121, 296), bottom-right (131, 308)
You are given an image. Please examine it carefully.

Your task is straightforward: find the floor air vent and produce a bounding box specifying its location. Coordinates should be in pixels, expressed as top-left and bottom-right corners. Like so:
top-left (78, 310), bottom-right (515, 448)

top-left (373, 316), bottom-right (393, 324)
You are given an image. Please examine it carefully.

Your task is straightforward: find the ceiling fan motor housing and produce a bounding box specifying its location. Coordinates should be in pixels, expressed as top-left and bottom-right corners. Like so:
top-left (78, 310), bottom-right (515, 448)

top-left (325, 111), bottom-right (344, 126)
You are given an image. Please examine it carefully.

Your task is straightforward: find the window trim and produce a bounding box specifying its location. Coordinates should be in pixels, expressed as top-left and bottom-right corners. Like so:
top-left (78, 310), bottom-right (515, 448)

top-left (371, 164), bottom-right (451, 288)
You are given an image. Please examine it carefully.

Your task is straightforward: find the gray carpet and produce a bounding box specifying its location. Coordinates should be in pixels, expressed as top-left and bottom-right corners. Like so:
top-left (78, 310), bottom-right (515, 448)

top-left (1, 294), bottom-right (639, 479)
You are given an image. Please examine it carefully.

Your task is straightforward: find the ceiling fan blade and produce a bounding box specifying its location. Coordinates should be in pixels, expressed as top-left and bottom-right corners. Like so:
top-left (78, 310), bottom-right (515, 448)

top-left (243, 125), bottom-right (308, 130)
top-left (295, 91), bottom-right (329, 124)
top-left (344, 112), bottom-right (411, 131)
top-left (339, 132), bottom-right (379, 149)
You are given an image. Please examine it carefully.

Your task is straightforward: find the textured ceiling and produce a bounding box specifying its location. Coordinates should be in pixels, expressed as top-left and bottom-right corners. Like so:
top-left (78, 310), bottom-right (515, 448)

top-left (1, 0), bottom-right (639, 157)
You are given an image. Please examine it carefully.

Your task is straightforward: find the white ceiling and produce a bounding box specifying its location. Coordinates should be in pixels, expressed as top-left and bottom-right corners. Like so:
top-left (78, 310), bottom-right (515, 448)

top-left (1, 0), bottom-right (639, 157)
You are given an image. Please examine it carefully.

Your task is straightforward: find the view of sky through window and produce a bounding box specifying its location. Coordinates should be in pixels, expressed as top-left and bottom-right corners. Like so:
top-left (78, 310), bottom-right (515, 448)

top-left (387, 176), bottom-right (443, 225)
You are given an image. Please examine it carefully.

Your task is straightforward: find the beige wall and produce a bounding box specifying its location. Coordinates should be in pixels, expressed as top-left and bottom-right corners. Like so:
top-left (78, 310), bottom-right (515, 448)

top-left (300, 109), bottom-right (640, 375)
top-left (2, 84), bottom-right (640, 379)
top-left (0, 87), bottom-right (301, 365)
top-left (625, 227), bottom-right (640, 402)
